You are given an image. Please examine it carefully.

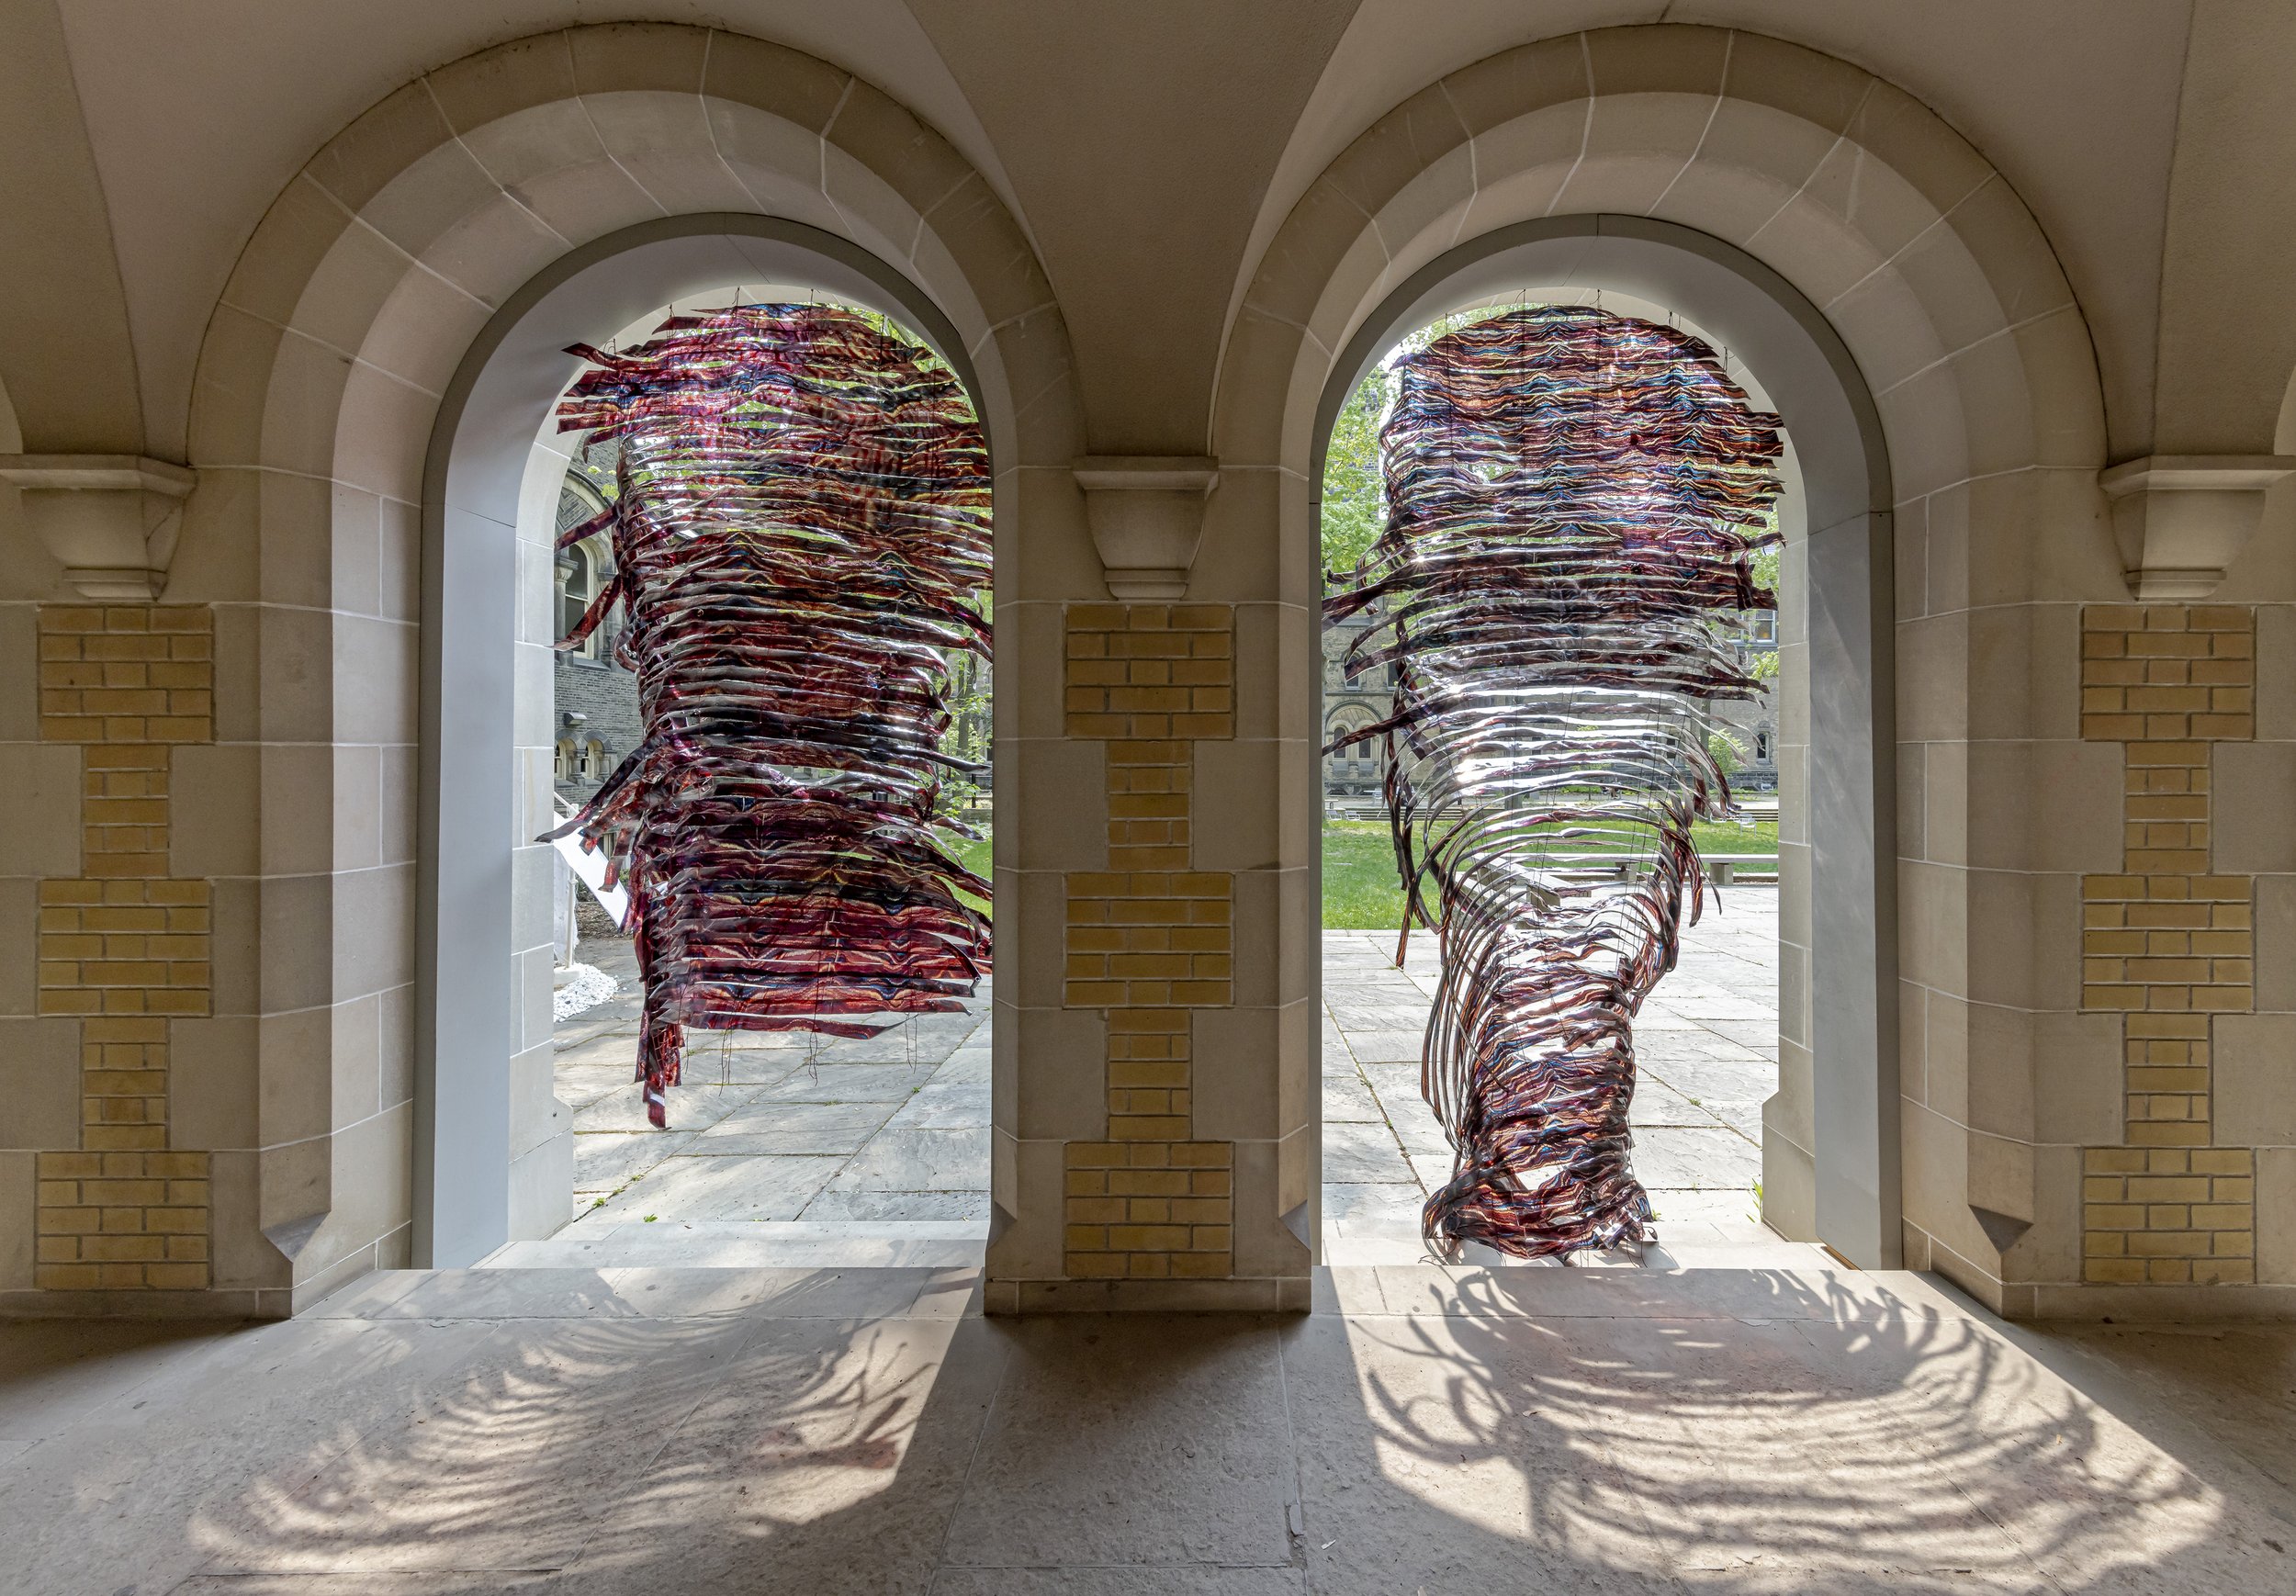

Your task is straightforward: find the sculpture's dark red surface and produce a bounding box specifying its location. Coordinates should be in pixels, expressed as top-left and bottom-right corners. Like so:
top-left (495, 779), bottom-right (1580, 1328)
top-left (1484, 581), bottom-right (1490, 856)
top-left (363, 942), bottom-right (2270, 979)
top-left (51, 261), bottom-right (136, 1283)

top-left (1324, 306), bottom-right (1782, 1257)
top-left (548, 304), bottom-right (992, 1128)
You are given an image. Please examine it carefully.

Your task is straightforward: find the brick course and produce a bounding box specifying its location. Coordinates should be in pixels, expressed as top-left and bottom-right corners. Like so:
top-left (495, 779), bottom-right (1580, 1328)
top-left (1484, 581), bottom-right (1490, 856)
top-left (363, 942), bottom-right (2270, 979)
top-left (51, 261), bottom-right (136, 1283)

top-left (2077, 604), bottom-right (2255, 1284)
top-left (1062, 605), bottom-right (1236, 1282)
top-left (30, 607), bottom-right (214, 1291)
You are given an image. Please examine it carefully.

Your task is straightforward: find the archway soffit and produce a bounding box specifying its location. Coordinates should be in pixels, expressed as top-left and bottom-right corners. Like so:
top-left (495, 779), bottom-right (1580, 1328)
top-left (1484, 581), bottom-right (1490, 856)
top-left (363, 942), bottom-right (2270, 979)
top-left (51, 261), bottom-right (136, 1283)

top-left (188, 21), bottom-right (1076, 485)
top-left (1220, 22), bottom-right (2103, 497)
top-left (1306, 213), bottom-right (1891, 526)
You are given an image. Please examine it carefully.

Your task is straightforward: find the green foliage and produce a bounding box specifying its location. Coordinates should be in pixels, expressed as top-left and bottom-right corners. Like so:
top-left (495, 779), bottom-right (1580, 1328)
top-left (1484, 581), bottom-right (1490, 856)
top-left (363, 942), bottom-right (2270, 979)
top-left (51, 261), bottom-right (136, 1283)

top-left (948, 830), bottom-right (992, 916)
top-left (1319, 367), bottom-right (1391, 578)
top-left (1706, 726), bottom-right (1747, 776)
top-left (1322, 822), bottom-right (1412, 930)
top-left (940, 644), bottom-right (991, 808)
top-left (1319, 307), bottom-right (1513, 580)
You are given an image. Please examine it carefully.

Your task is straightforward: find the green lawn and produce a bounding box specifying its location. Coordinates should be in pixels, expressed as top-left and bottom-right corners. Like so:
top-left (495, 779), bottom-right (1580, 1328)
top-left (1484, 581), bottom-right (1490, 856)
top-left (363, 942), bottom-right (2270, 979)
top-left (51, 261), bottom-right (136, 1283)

top-left (942, 820), bottom-right (1777, 930)
top-left (948, 830), bottom-right (992, 914)
top-left (1322, 817), bottom-right (1778, 929)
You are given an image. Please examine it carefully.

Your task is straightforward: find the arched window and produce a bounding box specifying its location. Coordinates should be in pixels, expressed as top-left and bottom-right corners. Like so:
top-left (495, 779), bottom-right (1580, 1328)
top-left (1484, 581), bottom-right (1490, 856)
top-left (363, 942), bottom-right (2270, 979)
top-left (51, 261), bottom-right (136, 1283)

top-left (553, 740), bottom-right (574, 780)
top-left (1755, 730), bottom-right (1772, 761)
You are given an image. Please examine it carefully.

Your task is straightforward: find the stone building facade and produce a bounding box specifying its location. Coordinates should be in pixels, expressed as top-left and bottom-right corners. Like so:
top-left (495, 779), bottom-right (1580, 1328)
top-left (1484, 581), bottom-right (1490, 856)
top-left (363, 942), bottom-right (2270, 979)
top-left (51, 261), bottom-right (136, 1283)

top-left (549, 459), bottom-right (640, 806)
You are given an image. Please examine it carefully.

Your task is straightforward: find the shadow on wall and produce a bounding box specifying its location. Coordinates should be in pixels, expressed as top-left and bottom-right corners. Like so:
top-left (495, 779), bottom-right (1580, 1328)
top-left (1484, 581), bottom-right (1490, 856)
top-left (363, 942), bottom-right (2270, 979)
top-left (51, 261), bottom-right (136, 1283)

top-left (88, 1269), bottom-right (2277, 1590)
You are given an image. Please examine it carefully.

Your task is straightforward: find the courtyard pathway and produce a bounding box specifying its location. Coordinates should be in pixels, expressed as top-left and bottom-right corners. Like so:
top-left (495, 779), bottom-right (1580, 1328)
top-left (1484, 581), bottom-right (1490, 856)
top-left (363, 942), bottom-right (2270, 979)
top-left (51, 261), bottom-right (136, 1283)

top-left (492, 940), bottom-right (992, 1267)
top-left (1321, 884), bottom-right (1814, 1266)
top-left (504, 887), bottom-right (1799, 1268)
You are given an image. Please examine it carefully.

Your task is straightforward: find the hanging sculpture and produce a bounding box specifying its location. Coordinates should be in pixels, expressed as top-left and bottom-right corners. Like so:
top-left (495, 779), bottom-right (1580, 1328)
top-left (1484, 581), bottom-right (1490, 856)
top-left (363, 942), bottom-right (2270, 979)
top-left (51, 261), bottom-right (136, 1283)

top-left (1323, 305), bottom-right (1782, 1258)
top-left (547, 303), bottom-right (993, 1128)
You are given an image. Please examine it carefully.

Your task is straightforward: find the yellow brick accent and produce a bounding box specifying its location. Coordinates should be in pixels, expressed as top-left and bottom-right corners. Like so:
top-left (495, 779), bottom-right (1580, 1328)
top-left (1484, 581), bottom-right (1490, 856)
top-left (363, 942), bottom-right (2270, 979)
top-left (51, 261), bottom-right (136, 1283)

top-left (30, 606), bottom-right (213, 1290)
top-left (1061, 604), bottom-right (1235, 1280)
top-left (2078, 605), bottom-right (2255, 1282)
top-left (2078, 1147), bottom-right (2254, 1284)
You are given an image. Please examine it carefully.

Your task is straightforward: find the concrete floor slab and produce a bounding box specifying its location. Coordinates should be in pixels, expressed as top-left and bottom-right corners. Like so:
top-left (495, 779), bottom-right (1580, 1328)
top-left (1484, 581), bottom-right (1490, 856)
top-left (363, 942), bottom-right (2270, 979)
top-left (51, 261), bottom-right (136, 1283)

top-left (939, 1315), bottom-right (1297, 1568)
top-left (5, 1265), bottom-right (2289, 1592)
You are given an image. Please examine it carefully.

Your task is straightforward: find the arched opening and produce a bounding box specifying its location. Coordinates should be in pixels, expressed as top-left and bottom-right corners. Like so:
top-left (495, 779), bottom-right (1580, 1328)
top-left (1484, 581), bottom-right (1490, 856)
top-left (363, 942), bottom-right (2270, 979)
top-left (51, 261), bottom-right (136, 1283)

top-left (417, 214), bottom-right (999, 1268)
top-left (1306, 216), bottom-right (1899, 1269)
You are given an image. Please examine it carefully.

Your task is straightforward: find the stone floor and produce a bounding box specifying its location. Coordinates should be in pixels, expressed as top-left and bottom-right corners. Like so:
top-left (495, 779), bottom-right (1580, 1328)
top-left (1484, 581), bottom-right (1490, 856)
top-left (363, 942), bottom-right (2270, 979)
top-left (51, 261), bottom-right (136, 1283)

top-left (5, 1262), bottom-right (2291, 1593)
top-left (1322, 885), bottom-right (1795, 1266)
top-left (517, 936), bottom-right (992, 1269)
top-left (527, 889), bottom-right (1790, 1269)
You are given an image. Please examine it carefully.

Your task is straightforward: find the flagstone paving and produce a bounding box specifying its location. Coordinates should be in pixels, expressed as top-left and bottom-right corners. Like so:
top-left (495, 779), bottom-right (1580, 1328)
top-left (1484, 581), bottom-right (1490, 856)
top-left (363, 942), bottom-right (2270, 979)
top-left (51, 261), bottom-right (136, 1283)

top-left (515, 887), bottom-right (1794, 1268)
top-left (1320, 886), bottom-right (1794, 1265)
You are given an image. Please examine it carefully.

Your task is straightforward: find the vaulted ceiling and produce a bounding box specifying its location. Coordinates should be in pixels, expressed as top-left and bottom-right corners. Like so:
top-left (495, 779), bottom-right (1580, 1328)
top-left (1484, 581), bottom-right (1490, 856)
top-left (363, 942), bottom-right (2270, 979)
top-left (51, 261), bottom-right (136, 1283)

top-left (1, 0), bottom-right (2255, 461)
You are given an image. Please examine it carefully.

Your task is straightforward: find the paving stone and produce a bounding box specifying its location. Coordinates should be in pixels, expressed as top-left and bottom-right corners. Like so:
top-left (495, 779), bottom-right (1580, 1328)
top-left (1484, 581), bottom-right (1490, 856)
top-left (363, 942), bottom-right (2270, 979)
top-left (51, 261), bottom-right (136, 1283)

top-left (802, 1189), bottom-right (994, 1222)
top-left (1322, 1071), bottom-right (1384, 1122)
top-left (748, 1062), bottom-right (943, 1103)
top-left (1322, 1182), bottom-right (1429, 1236)
top-left (1626, 1076), bottom-right (1723, 1127)
top-left (1341, 1028), bottom-right (1428, 1063)
top-left (824, 1128), bottom-right (991, 1192)
top-left (1325, 1120), bottom-right (1415, 1184)
top-left (1358, 1062), bottom-right (1424, 1111)
top-left (572, 1130), bottom-right (695, 1191)
top-left (1629, 1125), bottom-right (1761, 1190)
top-left (934, 1047), bottom-right (993, 1084)
top-left (585, 1152), bottom-right (847, 1222)
top-left (881, 1081), bottom-right (991, 1130)
top-left (571, 1084), bottom-right (760, 1134)
top-left (685, 1100), bottom-right (895, 1156)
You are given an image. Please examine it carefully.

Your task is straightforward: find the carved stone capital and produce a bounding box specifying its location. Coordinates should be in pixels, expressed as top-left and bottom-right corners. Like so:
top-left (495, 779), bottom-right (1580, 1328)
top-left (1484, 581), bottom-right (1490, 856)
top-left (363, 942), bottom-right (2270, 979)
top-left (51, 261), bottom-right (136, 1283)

top-left (0, 454), bottom-right (197, 601)
top-left (1073, 455), bottom-right (1219, 601)
top-left (2099, 454), bottom-right (2296, 601)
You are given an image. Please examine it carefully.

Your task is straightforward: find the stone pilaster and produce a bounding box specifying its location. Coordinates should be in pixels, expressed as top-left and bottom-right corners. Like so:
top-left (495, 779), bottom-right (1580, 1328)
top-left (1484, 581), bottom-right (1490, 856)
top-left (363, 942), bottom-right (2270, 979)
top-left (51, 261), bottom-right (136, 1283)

top-left (1059, 604), bottom-right (1237, 1287)
top-left (2078, 603), bottom-right (2255, 1285)
top-left (30, 606), bottom-right (214, 1291)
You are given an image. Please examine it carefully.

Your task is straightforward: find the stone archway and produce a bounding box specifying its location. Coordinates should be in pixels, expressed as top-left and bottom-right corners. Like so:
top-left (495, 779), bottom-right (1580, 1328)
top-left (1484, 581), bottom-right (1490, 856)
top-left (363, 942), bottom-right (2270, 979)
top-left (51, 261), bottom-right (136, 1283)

top-left (1207, 23), bottom-right (2120, 1306)
top-left (420, 214), bottom-right (1000, 1266)
top-left (1307, 217), bottom-right (1894, 1265)
top-left (174, 24), bottom-right (1082, 1301)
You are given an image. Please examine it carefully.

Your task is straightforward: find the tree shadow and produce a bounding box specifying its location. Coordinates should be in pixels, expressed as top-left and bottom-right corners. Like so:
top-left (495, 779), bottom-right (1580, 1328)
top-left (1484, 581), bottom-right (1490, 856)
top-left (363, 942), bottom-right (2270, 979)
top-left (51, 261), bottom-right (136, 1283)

top-left (1292, 1265), bottom-right (2292, 1592)
top-left (11, 1263), bottom-right (2290, 1593)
